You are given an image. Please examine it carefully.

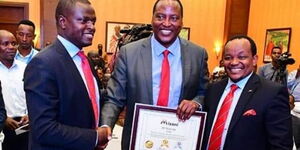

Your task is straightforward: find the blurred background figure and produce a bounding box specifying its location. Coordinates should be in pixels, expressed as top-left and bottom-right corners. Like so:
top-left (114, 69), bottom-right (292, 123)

top-left (287, 64), bottom-right (300, 149)
top-left (0, 30), bottom-right (28, 150)
top-left (210, 60), bottom-right (227, 83)
top-left (15, 19), bottom-right (39, 64)
top-left (258, 47), bottom-right (289, 86)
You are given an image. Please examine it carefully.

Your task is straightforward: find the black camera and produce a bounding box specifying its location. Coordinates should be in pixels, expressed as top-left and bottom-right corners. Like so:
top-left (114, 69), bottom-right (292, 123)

top-left (119, 24), bottom-right (153, 47)
top-left (277, 52), bottom-right (295, 67)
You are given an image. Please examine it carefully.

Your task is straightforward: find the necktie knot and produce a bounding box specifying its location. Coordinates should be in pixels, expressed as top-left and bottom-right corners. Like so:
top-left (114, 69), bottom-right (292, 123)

top-left (230, 84), bottom-right (238, 92)
top-left (163, 50), bottom-right (170, 58)
top-left (77, 51), bottom-right (86, 60)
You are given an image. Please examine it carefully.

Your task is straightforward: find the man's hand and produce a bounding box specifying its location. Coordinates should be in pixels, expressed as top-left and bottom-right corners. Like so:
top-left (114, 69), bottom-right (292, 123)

top-left (19, 115), bottom-right (29, 125)
top-left (96, 126), bottom-right (112, 150)
top-left (176, 100), bottom-right (200, 121)
top-left (5, 117), bottom-right (19, 130)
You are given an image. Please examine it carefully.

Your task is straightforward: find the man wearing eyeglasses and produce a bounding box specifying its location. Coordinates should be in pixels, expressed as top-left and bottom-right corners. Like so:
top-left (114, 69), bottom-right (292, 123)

top-left (15, 19), bottom-right (39, 64)
top-left (0, 30), bottom-right (29, 150)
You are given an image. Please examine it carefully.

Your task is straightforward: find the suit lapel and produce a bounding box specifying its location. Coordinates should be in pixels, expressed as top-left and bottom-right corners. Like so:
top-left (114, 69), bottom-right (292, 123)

top-left (207, 79), bottom-right (228, 128)
top-left (179, 38), bottom-right (191, 100)
top-left (140, 38), bottom-right (153, 104)
top-left (54, 39), bottom-right (94, 111)
top-left (227, 74), bottom-right (260, 133)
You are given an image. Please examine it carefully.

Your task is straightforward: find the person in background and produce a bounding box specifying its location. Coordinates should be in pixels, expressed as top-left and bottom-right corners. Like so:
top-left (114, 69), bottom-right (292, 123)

top-left (287, 64), bottom-right (300, 149)
top-left (23, 0), bottom-right (110, 149)
top-left (15, 19), bottom-right (38, 64)
top-left (211, 60), bottom-right (227, 83)
top-left (101, 0), bottom-right (208, 149)
top-left (202, 35), bottom-right (292, 150)
top-left (88, 51), bottom-right (105, 70)
top-left (0, 30), bottom-right (28, 150)
top-left (258, 46), bottom-right (287, 85)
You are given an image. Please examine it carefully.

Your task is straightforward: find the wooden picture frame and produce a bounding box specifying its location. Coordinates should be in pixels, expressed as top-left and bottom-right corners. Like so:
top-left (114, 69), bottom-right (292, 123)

top-left (263, 28), bottom-right (292, 62)
top-left (105, 21), bottom-right (138, 54)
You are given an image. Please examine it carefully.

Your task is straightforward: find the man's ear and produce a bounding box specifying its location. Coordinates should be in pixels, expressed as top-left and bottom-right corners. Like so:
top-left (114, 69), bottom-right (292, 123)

top-left (58, 15), bottom-right (67, 30)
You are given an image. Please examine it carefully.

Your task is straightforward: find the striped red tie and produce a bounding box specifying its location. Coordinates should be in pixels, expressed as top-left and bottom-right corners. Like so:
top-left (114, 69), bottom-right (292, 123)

top-left (78, 51), bottom-right (99, 127)
top-left (157, 50), bottom-right (170, 106)
top-left (208, 84), bottom-right (238, 150)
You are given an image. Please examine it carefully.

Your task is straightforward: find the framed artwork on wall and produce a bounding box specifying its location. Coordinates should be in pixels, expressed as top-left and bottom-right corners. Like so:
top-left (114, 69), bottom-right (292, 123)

top-left (263, 28), bottom-right (291, 62)
top-left (179, 27), bottom-right (190, 40)
top-left (105, 21), bottom-right (138, 54)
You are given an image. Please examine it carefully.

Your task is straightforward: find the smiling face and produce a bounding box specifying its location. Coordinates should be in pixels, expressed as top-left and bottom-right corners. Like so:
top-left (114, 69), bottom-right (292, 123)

top-left (151, 0), bottom-right (183, 48)
top-left (59, 2), bottom-right (96, 49)
top-left (223, 38), bottom-right (258, 82)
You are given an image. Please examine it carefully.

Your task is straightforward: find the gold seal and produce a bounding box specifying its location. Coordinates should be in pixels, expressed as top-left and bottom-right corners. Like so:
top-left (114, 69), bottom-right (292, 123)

top-left (145, 140), bottom-right (153, 149)
top-left (161, 139), bottom-right (169, 148)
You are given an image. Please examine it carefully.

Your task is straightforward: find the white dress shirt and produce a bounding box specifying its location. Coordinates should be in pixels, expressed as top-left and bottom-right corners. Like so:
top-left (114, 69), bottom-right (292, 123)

top-left (15, 47), bottom-right (38, 64)
top-left (0, 59), bottom-right (27, 117)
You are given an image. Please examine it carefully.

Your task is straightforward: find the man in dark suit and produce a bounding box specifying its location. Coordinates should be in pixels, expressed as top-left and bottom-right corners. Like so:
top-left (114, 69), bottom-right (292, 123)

top-left (101, 0), bottom-right (208, 149)
top-left (0, 82), bottom-right (7, 149)
top-left (202, 35), bottom-right (293, 150)
top-left (24, 0), bottom-right (110, 150)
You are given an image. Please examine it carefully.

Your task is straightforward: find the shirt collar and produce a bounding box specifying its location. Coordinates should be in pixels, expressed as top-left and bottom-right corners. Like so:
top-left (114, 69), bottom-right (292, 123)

top-left (16, 47), bottom-right (34, 58)
top-left (0, 59), bottom-right (21, 69)
top-left (226, 72), bottom-right (253, 90)
top-left (57, 35), bottom-right (81, 58)
top-left (151, 35), bottom-right (180, 57)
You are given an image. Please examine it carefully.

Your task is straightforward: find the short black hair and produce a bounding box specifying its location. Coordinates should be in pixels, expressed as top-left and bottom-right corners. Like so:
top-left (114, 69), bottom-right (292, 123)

top-left (271, 46), bottom-right (282, 52)
top-left (18, 19), bottom-right (35, 32)
top-left (152, 0), bottom-right (183, 17)
top-left (55, 0), bottom-right (91, 26)
top-left (225, 35), bottom-right (257, 56)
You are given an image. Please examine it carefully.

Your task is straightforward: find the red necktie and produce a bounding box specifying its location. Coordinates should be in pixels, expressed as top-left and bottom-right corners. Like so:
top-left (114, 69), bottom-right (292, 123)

top-left (78, 51), bottom-right (99, 127)
top-left (157, 50), bottom-right (170, 106)
top-left (208, 84), bottom-right (238, 150)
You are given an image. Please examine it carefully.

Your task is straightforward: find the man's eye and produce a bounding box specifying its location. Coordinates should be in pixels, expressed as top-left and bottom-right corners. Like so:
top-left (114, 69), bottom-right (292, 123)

top-left (238, 56), bottom-right (248, 60)
top-left (156, 15), bottom-right (164, 20)
top-left (171, 16), bottom-right (179, 21)
top-left (224, 56), bottom-right (231, 60)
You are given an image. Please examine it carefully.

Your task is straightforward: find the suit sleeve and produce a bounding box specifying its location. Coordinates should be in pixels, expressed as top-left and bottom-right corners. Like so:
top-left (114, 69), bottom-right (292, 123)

top-left (265, 85), bottom-right (293, 149)
top-left (100, 47), bottom-right (127, 128)
top-left (24, 57), bottom-right (97, 150)
top-left (193, 47), bottom-right (209, 106)
top-left (0, 82), bottom-right (7, 131)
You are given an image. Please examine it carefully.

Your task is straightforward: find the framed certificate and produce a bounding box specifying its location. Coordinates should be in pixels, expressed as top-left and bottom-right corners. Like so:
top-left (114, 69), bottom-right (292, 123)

top-left (130, 103), bottom-right (206, 150)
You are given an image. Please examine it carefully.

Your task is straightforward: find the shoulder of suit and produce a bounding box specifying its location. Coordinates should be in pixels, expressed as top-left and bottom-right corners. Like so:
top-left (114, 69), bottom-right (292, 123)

top-left (255, 74), bottom-right (285, 90)
top-left (179, 37), bottom-right (206, 52)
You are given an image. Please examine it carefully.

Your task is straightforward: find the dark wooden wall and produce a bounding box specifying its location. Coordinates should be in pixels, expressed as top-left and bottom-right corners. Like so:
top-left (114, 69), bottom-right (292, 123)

top-left (40, 0), bottom-right (58, 48)
top-left (223, 0), bottom-right (251, 43)
top-left (0, 2), bottom-right (28, 36)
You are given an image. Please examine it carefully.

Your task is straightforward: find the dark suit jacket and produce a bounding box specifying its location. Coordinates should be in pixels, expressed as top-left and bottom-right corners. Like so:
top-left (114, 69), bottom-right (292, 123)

top-left (24, 39), bottom-right (102, 150)
top-left (202, 74), bottom-right (293, 150)
top-left (101, 37), bottom-right (208, 150)
top-left (0, 82), bottom-right (7, 131)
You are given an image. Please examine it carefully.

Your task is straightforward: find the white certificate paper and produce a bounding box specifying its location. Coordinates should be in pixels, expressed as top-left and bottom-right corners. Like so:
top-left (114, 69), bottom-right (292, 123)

top-left (130, 103), bottom-right (206, 150)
